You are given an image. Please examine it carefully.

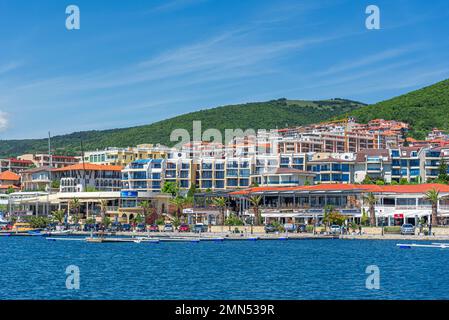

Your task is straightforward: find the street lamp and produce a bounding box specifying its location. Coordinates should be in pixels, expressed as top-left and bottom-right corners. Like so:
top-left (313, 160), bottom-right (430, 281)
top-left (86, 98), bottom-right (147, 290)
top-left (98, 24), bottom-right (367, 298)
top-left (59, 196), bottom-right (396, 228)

top-left (381, 217), bottom-right (385, 236)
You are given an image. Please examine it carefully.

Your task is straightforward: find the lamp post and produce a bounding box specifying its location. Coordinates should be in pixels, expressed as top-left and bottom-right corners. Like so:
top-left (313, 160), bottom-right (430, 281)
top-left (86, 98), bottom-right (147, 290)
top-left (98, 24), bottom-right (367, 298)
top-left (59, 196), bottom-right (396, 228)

top-left (381, 217), bottom-right (385, 236)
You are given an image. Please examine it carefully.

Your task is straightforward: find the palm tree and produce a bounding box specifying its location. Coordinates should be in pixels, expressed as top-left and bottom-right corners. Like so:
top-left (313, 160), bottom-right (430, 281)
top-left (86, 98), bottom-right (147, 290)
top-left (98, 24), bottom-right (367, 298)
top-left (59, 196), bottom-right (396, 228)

top-left (425, 188), bottom-right (440, 226)
top-left (247, 195), bottom-right (262, 226)
top-left (51, 209), bottom-right (65, 225)
top-left (99, 200), bottom-right (108, 220)
top-left (212, 197), bottom-right (227, 226)
top-left (69, 198), bottom-right (81, 224)
top-left (363, 192), bottom-right (377, 226)
top-left (170, 196), bottom-right (186, 219)
top-left (139, 200), bottom-right (153, 225)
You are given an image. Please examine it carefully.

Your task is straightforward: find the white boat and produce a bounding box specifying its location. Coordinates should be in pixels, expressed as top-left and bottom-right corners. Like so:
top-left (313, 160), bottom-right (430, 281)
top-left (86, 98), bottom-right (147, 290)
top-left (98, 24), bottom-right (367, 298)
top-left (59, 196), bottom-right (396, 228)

top-left (397, 243), bottom-right (449, 249)
top-left (47, 230), bottom-right (73, 236)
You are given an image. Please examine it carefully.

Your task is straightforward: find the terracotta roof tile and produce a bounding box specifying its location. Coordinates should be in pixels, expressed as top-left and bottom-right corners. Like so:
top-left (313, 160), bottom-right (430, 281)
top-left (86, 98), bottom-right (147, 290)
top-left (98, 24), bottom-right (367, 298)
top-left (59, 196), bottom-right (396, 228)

top-left (0, 170), bottom-right (20, 181)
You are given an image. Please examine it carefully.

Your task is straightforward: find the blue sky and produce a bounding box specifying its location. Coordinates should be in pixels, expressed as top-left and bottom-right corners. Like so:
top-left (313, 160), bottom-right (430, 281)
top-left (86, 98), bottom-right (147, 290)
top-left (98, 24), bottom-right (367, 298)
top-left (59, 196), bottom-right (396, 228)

top-left (0, 0), bottom-right (449, 139)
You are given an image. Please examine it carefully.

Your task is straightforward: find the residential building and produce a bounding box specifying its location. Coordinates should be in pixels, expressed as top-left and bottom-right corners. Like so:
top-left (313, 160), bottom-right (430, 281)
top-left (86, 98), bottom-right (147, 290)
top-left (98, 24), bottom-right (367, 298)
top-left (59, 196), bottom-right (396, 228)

top-left (18, 154), bottom-right (79, 168)
top-left (0, 158), bottom-right (34, 173)
top-left (390, 147), bottom-right (423, 182)
top-left (306, 157), bottom-right (354, 184)
top-left (21, 167), bottom-right (52, 191)
top-left (84, 144), bottom-right (169, 166)
top-left (52, 163), bottom-right (123, 193)
top-left (354, 149), bottom-right (392, 183)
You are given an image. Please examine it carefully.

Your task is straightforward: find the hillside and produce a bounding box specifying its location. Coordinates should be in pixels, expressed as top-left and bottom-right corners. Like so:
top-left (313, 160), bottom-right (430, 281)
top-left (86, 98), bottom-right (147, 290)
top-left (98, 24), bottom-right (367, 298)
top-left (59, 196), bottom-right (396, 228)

top-left (344, 78), bottom-right (449, 139)
top-left (0, 98), bottom-right (364, 157)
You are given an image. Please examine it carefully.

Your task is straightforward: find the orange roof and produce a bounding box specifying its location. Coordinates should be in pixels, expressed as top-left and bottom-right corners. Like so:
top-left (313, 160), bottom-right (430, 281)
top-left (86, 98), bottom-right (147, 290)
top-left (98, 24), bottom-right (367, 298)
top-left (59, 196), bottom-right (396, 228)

top-left (0, 185), bottom-right (19, 189)
top-left (52, 163), bottom-right (123, 172)
top-left (0, 170), bottom-right (20, 181)
top-left (229, 183), bottom-right (449, 195)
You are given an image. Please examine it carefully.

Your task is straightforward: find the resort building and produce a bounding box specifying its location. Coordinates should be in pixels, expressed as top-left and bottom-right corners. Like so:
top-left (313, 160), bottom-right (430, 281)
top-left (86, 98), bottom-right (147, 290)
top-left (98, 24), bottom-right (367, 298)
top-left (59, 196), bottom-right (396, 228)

top-left (6, 190), bottom-right (171, 224)
top-left (0, 158), bottom-right (34, 173)
top-left (20, 167), bottom-right (52, 191)
top-left (122, 159), bottom-right (165, 193)
top-left (191, 183), bottom-right (449, 226)
top-left (306, 157), bottom-right (355, 184)
top-left (83, 144), bottom-right (169, 166)
top-left (354, 149), bottom-right (392, 183)
top-left (52, 163), bottom-right (123, 193)
top-left (390, 147), bottom-right (423, 182)
top-left (18, 154), bottom-right (79, 168)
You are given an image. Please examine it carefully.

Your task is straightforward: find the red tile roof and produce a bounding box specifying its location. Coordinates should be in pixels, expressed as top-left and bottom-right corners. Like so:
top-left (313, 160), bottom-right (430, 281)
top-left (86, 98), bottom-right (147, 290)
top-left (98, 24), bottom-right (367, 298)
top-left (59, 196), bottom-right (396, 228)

top-left (0, 170), bottom-right (20, 181)
top-left (52, 163), bottom-right (123, 172)
top-left (229, 183), bottom-right (449, 196)
top-left (0, 185), bottom-right (19, 189)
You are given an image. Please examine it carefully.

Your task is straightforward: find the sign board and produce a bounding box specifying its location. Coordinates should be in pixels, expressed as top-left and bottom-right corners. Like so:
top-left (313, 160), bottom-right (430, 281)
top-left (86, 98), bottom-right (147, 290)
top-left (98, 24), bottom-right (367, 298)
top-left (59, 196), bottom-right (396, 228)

top-left (394, 214), bottom-right (404, 219)
top-left (120, 191), bottom-right (138, 198)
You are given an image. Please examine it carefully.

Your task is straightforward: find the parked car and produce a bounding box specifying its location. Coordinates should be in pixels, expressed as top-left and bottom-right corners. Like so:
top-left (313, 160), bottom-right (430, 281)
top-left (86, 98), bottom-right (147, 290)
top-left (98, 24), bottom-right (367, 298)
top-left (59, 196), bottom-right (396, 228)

top-left (148, 224), bottom-right (159, 232)
top-left (163, 224), bottom-right (174, 232)
top-left (193, 223), bottom-right (208, 233)
top-left (178, 224), bottom-right (190, 232)
top-left (264, 224), bottom-right (277, 233)
top-left (401, 224), bottom-right (415, 235)
top-left (283, 223), bottom-right (297, 233)
top-left (330, 225), bottom-right (341, 234)
top-left (136, 224), bottom-right (146, 232)
top-left (121, 224), bottom-right (132, 232)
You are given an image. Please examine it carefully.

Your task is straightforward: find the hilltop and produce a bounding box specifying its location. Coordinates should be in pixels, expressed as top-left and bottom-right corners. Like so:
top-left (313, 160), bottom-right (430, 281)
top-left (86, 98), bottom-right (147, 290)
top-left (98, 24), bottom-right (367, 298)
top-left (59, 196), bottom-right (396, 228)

top-left (0, 98), bottom-right (364, 157)
top-left (344, 78), bottom-right (449, 139)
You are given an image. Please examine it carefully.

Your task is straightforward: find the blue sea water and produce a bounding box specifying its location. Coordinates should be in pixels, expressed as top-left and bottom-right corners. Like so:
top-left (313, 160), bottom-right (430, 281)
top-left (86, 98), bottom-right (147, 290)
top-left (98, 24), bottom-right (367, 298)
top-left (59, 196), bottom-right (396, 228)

top-left (0, 237), bottom-right (447, 300)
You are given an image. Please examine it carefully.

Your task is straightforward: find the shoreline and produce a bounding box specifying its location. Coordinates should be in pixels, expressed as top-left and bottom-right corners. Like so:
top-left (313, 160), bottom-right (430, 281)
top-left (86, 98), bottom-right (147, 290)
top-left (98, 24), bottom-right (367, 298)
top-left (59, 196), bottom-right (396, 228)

top-left (4, 230), bottom-right (449, 242)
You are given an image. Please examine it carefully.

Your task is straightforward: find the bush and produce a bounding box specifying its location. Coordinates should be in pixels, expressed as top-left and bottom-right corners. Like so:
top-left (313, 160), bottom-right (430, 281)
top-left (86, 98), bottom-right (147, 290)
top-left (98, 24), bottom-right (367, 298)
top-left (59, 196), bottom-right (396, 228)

top-left (384, 226), bottom-right (401, 234)
top-left (306, 225), bottom-right (314, 233)
top-left (225, 214), bottom-right (244, 226)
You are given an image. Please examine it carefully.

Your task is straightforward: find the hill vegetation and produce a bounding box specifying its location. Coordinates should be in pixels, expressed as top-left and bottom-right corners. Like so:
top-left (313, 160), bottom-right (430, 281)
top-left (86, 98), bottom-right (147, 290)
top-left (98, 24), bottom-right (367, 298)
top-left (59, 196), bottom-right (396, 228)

top-left (0, 98), bottom-right (364, 157)
top-left (343, 78), bottom-right (449, 139)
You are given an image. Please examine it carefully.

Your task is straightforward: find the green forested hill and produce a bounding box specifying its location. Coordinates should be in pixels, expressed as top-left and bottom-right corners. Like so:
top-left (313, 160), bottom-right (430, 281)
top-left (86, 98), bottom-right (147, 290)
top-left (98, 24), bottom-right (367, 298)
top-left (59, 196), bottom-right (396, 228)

top-left (0, 98), bottom-right (364, 157)
top-left (344, 78), bottom-right (449, 139)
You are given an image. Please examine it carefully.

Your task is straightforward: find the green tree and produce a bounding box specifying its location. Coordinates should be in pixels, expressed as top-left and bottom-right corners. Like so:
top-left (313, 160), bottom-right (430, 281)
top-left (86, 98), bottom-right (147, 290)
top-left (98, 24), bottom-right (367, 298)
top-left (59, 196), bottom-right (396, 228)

top-left (51, 209), bottom-right (66, 225)
top-left (187, 184), bottom-right (197, 198)
top-left (99, 199), bottom-right (108, 220)
top-left (138, 200), bottom-right (153, 224)
top-left (247, 195), bottom-right (263, 226)
top-left (170, 196), bottom-right (186, 218)
top-left (6, 186), bottom-right (15, 194)
top-left (438, 158), bottom-right (449, 183)
top-left (363, 192), bottom-right (377, 226)
top-left (361, 208), bottom-right (369, 226)
top-left (212, 197), bottom-right (227, 226)
top-left (69, 198), bottom-right (81, 223)
top-left (28, 216), bottom-right (51, 229)
top-left (425, 188), bottom-right (440, 226)
top-left (161, 181), bottom-right (179, 196)
top-left (102, 216), bottom-right (112, 229)
top-left (225, 214), bottom-right (244, 226)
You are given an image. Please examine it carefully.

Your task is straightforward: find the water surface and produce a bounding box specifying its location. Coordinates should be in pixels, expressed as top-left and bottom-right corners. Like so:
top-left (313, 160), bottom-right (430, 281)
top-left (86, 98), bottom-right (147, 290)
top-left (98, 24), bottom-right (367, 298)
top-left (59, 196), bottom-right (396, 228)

top-left (0, 237), bottom-right (446, 299)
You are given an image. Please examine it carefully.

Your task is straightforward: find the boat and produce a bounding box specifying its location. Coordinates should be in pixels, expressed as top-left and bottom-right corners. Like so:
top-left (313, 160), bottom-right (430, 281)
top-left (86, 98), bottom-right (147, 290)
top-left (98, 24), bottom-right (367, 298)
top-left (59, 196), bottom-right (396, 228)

top-left (397, 243), bottom-right (449, 249)
top-left (12, 222), bottom-right (36, 233)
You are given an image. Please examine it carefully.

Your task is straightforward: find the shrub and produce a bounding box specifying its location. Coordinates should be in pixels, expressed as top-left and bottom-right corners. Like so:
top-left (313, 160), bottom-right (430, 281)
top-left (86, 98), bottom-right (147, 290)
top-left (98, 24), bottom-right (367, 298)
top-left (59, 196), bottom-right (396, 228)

top-left (384, 226), bottom-right (401, 234)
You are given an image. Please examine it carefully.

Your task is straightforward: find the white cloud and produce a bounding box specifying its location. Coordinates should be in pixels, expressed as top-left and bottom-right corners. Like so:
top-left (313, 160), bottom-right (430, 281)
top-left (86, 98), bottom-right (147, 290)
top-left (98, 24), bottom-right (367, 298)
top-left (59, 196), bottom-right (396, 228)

top-left (0, 111), bottom-right (8, 132)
